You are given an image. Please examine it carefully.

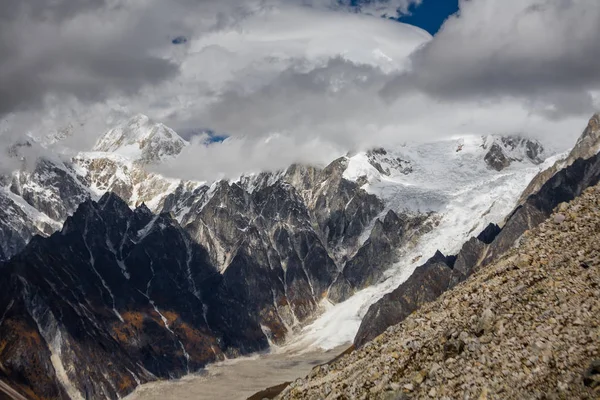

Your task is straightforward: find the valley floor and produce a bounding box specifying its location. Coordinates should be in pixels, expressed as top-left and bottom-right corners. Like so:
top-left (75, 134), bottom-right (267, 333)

top-left (124, 346), bottom-right (347, 400)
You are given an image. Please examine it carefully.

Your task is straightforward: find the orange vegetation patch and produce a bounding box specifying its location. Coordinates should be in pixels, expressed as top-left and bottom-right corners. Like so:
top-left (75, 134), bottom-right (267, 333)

top-left (120, 311), bottom-right (147, 330)
top-left (2, 319), bottom-right (43, 346)
top-left (161, 311), bottom-right (223, 363)
top-left (111, 311), bottom-right (160, 343)
top-left (118, 375), bottom-right (135, 392)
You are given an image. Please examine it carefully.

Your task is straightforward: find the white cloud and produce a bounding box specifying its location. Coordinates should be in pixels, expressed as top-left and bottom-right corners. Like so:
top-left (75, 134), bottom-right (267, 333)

top-left (155, 133), bottom-right (343, 181)
top-left (1, 0), bottom-right (598, 181)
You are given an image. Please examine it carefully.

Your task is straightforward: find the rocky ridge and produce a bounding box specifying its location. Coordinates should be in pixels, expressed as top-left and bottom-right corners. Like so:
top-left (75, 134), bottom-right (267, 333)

top-left (0, 193), bottom-right (269, 399)
top-left (518, 113), bottom-right (600, 204)
top-left (277, 181), bottom-right (600, 400)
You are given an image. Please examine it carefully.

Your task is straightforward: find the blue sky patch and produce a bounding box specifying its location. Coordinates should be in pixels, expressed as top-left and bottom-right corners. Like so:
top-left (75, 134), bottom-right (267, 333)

top-left (398, 0), bottom-right (459, 35)
top-left (172, 36), bottom-right (188, 45)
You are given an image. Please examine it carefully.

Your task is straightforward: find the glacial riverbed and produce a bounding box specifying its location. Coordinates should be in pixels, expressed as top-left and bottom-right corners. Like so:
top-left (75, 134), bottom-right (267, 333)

top-left (126, 346), bottom-right (347, 400)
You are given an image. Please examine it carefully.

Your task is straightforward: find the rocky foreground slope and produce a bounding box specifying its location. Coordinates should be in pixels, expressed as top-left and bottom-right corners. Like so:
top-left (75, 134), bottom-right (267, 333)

top-left (277, 184), bottom-right (600, 399)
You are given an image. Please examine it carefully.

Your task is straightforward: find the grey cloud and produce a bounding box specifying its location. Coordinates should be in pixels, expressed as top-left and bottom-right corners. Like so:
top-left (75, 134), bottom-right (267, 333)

top-left (298, 0), bottom-right (421, 15)
top-left (197, 57), bottom-right (393, 147)
top-left (0, 0), bottom-right (183, 117)
top-left (0, 0), bottom-right (112, 22)
top-left (382, 0), bottom-right (600, 117)
top-left (0, 0), bottom-right (368, 118)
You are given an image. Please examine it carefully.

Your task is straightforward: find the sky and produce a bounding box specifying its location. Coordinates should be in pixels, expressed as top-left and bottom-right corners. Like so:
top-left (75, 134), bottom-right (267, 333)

top-left (1, 0), bottom-right (599, 180)
top-left (399, 0), bottom-right (459, 35)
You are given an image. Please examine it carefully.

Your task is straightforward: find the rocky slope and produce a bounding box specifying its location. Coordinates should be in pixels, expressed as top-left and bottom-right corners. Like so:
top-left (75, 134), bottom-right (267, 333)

top-left (277, 176), bottom-right (600, 400)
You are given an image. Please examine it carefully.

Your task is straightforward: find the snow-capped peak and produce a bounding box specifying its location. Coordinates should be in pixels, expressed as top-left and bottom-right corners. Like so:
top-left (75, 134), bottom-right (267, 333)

top-left (93, 114), bottom-right (188, 164)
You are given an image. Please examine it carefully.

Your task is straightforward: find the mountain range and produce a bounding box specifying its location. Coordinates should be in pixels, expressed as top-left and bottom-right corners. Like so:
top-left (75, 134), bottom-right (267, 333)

top-left (1, 112), bottom-right (594, 399)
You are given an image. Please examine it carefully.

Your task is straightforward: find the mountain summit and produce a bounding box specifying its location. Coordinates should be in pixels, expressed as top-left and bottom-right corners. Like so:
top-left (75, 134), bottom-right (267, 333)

top-left (93, 115), bottom-right (188, 164)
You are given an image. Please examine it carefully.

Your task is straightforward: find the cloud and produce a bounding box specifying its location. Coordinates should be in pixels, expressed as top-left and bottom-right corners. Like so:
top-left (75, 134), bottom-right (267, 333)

top-left (154, 133), bottom-right (343, 181)
top-left (0, 0), bottom-right (421, 117)
top-left (0, 1), bottom-right (183, 116)
top-left (302, 0), bottom-right (422, 15)
top-left (383, 0), bottom-right (600, 118)
top-left (1, 0), bottom-right (598, 182)
top-left (0, 0), bottom-right (425, 132)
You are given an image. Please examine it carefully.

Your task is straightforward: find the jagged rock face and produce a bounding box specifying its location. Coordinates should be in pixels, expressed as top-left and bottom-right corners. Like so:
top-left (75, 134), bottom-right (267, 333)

top-left (568, 113), bottom-right (600, 163)
top-left (365, 148), bottom-right (413, 176)
top-left (283, 159), bottom-right (386, 262)
top-left (518, 113), bottom-right (600, 204)
top-left (74, 153), bottom-right (179, 208)
top-left (0, 194), bottom-right (268, 399)
top-left (483, 137), bottom-right (544, 171)
top-left (448, 236), bottom-right (486, 288)
top-left (158, 160), bottom-right (431, 337)
top-left (332, 210), bottom-right (430, 302)
top-left (0, 192), bottom-right (53, 261)
top-left (484, 142), bottom-right (512, 171)
top-left (0, 156), bottom-right (88, 261)
top-left (9, 158), bottom-right (90, 221)
top-left (0, 116), bottom-right (190, 261)
top-left (162, 175), bottom-right (380, 337)
top-left (75, 154), bottom-right (136, 202)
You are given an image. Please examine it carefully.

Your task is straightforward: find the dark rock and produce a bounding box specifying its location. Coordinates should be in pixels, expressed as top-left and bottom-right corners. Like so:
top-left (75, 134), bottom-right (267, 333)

top-left (443, 339), bottom-right (465, 360)
top-left (9, 158), bottom-right (90, 221)
top-left (162, 159), bottom-right (425, 329)
top-left (484, 137), bottom-right (544, 171)
top-left (449, 237), bottom-right (486, 288)
top-left (484, 152), bottom-right (600, 265)
top-left (517, 114), bottom-right (600, 207)
top-left (476, 223), bottom-right (501, 244)
top-left (336, 211), bottom-right (429, 301)
top-left (583, 360), bottom-right (600, 389)
top-left (484, 143), bottom-right (511, 171)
